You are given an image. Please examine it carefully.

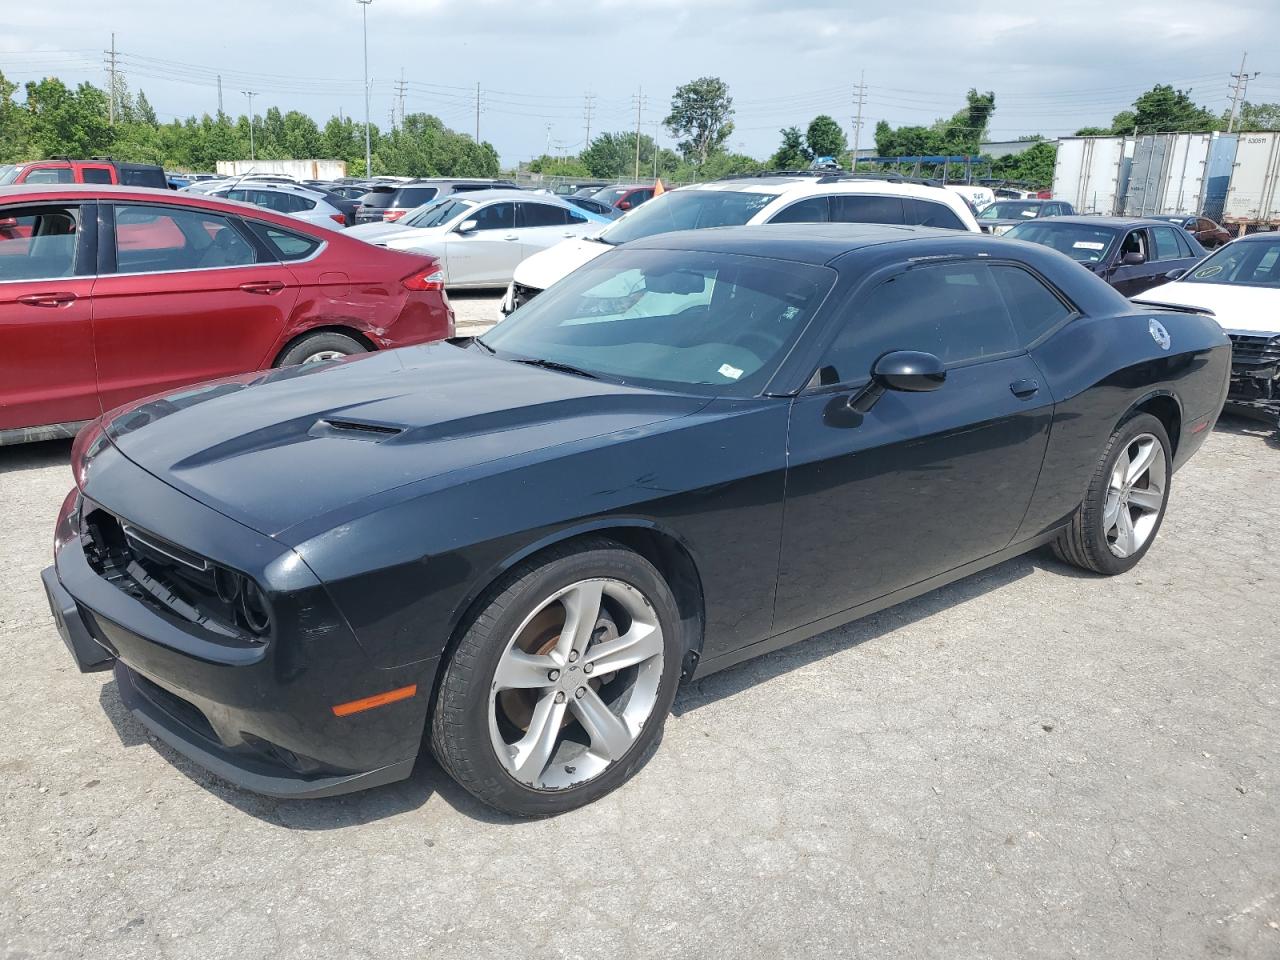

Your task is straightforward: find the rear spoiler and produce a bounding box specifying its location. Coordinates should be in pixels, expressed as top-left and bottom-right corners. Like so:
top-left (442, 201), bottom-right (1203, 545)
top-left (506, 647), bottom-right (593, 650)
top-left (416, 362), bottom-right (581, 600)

top-left (1132, 300), bottom-right (1216, 318)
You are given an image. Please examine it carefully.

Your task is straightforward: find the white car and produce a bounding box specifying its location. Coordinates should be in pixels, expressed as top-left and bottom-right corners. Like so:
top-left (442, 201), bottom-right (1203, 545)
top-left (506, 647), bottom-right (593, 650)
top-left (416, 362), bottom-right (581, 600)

top-left (500, 175), bottom-right (981, 314)
top-left (945, 184), bottom-right (995, 212)
top-left (1135, 232), bottom-right (1280, 428)
top-left (209, 182), bottom-right (350, 230)
top-left (352, 189), bottom-right (610, 288)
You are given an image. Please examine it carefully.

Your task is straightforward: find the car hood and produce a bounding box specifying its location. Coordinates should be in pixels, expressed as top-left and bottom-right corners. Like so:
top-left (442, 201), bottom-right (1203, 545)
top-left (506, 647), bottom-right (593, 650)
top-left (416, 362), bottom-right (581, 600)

top-left (103, 343), bottom-right (706, 539)
top-left (511, 236), bottom-right (612, 290)
top-left (345, 221), bottom-right (431, 244)
top-left (1135, 282), bottom-right (1280, 335)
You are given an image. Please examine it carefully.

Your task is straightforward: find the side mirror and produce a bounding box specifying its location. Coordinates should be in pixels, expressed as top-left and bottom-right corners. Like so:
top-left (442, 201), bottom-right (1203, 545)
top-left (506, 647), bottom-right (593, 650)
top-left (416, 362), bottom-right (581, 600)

top-left (617, 201), bottom-right (631, 210)
top-left (456, 219), bottom-right (478, 234)
top-left (1121, 251), bottom-right (1146, 266)
top-left (849, 350), bottom-right (946, 414)
top-left (1164, 268), bottom-right (1187, 282)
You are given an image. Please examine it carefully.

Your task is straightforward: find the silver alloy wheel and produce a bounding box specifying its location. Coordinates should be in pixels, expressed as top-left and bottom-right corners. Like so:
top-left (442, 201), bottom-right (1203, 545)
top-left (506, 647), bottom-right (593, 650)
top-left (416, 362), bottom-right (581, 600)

top-left (1103, 432), bottom-right (1167, 558)
top-left (488, 578), bottom-right (664, 790)
top-left (302, 350), bottom-right (346, 364)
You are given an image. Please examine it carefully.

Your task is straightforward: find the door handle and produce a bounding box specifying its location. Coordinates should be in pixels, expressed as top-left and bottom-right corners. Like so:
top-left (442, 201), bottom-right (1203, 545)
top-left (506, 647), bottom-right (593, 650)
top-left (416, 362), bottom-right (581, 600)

top-left (17, 292), bottom-right (77, 308)
top-left (239, 280), bottom-right (286, 295)
top-left (1010, 378), bottom-right (1040, 399)
top-left (503, 234), bottom-right (519, 241)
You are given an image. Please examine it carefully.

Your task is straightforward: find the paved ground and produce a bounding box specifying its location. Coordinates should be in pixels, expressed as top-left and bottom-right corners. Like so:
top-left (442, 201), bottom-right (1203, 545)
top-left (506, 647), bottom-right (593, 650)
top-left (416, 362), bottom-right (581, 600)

top-left (1, 410), bottom-right (1278, 960)
top-left (449, 290), bottom-right (506, 336)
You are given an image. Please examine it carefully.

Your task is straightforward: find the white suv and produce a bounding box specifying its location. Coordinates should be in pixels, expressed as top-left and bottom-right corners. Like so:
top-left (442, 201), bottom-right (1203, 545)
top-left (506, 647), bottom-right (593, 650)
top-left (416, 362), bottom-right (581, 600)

top-left (209, 182), bottom-right (350, 230)
top-left (500, 175), bottom-right (981, 313)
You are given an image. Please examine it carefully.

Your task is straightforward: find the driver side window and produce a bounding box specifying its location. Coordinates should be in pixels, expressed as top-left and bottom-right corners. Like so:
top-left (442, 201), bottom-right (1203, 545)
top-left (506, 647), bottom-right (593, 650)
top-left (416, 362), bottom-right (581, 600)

top-left (816, 261), bottom-right (1019, 385)
top-left (1120, 230), bottom-right (1147, 262)
top-left (470, 203), bottom-right (515, 231)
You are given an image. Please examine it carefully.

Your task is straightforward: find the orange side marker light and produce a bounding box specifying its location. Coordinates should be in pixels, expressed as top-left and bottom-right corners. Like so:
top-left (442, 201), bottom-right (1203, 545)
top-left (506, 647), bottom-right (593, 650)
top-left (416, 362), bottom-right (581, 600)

top-left (332, 684), bottom-right (418, 717)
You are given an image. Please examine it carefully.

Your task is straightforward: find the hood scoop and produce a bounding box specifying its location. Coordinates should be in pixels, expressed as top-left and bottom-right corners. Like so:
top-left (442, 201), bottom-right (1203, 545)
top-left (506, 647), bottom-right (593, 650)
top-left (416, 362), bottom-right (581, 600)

top-left (310, 417), bottom-right (406, 441)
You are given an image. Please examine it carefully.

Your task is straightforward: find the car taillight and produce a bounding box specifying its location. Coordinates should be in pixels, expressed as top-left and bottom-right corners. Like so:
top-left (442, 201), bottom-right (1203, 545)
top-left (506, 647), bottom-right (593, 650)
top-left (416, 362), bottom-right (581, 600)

top-left (402, 267), bottom-right (445, 292)
top-left (384, 209), bottom-right (406, 221)
top-left (330, 213), bottom-right (346, 225)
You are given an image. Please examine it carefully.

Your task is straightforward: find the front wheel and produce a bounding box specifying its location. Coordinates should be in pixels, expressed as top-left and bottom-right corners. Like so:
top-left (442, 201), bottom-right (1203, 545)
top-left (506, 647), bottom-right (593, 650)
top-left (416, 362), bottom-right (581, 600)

top-left (1052, 413), bottom-right (1172, 576)
top-left (430, 539), bottom-right (683, 817)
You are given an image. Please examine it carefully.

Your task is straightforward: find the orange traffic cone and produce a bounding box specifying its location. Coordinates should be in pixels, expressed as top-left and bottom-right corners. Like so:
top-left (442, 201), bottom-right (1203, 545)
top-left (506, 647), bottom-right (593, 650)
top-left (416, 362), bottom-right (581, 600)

top-left (653, 179), bottom-right (665, 196)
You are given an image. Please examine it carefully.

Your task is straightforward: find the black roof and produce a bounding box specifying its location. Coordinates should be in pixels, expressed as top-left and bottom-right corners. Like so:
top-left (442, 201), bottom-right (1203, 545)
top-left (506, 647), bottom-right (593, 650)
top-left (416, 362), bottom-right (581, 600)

top-left (628, 223), bottom-right (971, 263)
top-left (1017, 215), bottom-right (1175, 230)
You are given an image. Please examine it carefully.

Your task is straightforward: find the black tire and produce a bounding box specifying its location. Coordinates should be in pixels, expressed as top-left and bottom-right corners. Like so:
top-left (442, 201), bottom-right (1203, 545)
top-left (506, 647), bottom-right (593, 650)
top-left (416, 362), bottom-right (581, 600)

top-left (275, 331), bottom-right (367, 367)
top-left (430, 538), bottom-right (683, 817)
top-left (1052, 413), bottom-right (1172, 576)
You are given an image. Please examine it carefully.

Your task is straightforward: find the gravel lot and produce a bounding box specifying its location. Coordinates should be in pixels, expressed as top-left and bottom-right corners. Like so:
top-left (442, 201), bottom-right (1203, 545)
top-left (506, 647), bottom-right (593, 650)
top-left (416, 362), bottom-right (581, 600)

top-left (1, 396), bottom-right (1277, 958)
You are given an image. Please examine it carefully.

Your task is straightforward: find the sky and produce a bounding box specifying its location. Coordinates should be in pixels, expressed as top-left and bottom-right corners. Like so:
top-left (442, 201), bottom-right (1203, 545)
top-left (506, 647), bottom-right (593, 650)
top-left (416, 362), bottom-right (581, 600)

top-left (3, 0), bottom-right (1279, 167)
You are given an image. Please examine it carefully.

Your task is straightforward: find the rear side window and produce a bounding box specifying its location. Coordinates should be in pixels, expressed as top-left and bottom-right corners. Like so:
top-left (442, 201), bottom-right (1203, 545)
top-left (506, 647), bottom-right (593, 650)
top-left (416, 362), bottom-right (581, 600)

top-left (395, 187), bottom-right (440, 207)
top-left (22, 166), bottom-right (74, 184)
top-left (767, 196), bottom-right (831, 224)
top-left (114, 204), bottom-right (258, 273)
top-left (81, 168), bottom-right (114, 185)
top-left (0, 205), bottom-right (81, 281)
top-left (246, 222), bottom-right (323, 261)
top-left (910, 199), bottom-right (966, 230)
top-left (1151, 226), bottom-right (1184, 262)
top-left (118, 164), bottom-right (167, 189)
top-left (1173, 229), bottom-right (1196, 258)
top-left (818, 261), bottom-right (1019, 383)
top-left (989, 265), bottom-right (1071, 345)
top-left (831, 194), bottom-right (906, 225)
top-left (521, 203), bottom-right (571, 227)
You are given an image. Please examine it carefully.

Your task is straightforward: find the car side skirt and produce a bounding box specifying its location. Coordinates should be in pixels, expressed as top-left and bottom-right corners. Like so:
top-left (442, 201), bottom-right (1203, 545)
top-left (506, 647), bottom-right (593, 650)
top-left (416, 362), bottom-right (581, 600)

top-left (0, 419), bottom-right (90, 447)
top-left (691, 528), bottom-right (1062, 680)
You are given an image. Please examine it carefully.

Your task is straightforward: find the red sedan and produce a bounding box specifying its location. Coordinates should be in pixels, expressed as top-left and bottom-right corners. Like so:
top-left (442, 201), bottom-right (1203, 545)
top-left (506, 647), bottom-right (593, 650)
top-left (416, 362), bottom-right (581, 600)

top-left (0, 184), bottom-right (454, 445)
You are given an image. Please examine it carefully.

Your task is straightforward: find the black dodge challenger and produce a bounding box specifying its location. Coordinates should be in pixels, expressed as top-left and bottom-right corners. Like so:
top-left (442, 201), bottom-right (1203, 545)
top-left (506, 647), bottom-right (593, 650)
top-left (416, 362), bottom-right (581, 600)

top-left (43, 225), bottom-right (1231, 816)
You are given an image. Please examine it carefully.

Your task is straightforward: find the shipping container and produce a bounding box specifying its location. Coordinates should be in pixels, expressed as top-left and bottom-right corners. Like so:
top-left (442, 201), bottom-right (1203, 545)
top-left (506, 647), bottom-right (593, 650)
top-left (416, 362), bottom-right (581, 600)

top-left (1202, 133), bottom-right (1238, 222)
top-left (1123, 133), bottom-right (1213, 217)
top-left (1224, 132), bottom-right (1280, 225)
top-left (1052, 136), bottom-right (1128, 214)
top-left (215, 159), bottom-right (348, 180)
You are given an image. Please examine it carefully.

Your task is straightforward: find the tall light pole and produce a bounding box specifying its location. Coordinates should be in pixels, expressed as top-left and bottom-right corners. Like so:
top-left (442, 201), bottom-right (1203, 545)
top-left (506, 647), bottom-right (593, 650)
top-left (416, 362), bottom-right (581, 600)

top-left (358, 0), bottom-right (373, 175)
top-left (242, 90), bottom-right (257, 160)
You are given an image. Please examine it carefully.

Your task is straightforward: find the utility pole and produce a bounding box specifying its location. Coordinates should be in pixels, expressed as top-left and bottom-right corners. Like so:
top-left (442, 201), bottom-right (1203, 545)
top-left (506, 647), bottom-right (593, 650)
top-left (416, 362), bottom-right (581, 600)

top-left (851, 71), bottom-right (867, 168)
top-left (104, 33), bottom-right (118, 125)
top-left (545, 123), bottom-right (553, 158)
top-left (583, 92), bottom-right (596, 144)
top-left (633, 88), bottom-right (645, 180)
top-left (475, 82), bottom-right (482, 142)
top-left (216, 74), bottom-right (223, 117)
top-left (1227, 51), bottom-right (1261, 133)
top-left (395, 68), bottom-right (407, 130)
top-left (652, 120), bottom-right (661, 178)
top-left (242, 90), bottom-right (257, 160)
top-left (357, 0), bottom-right (373, 175)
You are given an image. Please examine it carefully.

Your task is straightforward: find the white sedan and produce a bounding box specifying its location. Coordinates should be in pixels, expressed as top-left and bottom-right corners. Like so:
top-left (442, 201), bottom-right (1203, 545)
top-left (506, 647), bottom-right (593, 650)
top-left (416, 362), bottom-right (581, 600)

top-left (347, 190), bottom-right (609, 289)
top-left (1135, 232), bottom-right (1280, 427)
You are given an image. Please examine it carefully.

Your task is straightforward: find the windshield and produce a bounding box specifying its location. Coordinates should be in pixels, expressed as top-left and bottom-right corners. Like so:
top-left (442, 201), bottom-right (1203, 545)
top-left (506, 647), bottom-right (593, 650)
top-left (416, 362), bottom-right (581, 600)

top-left (600, 190), bottom-right (776, 246)
top-left (0, 164), bottom-right (18, 185)
top-left (404, 197), bottom-right (474, 228)
top-left (480, 248), bottom-right (835, 396)
top-left (1181, 238), bottom-right (1280, 288)
top-left (1004, 222), bottom-right (1117, 264)
top-left (978, 201), bottom-right (1042, 220)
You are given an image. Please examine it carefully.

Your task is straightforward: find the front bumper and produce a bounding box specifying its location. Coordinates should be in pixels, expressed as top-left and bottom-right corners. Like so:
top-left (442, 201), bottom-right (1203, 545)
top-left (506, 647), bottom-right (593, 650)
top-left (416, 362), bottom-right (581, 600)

top-left (45, 447), bottom-right (435, 798)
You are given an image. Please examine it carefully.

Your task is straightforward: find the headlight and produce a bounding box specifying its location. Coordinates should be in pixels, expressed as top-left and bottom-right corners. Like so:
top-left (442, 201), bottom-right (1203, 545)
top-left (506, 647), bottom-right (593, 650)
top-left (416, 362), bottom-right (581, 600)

top-left (69, 417), bottom-right (108, 489)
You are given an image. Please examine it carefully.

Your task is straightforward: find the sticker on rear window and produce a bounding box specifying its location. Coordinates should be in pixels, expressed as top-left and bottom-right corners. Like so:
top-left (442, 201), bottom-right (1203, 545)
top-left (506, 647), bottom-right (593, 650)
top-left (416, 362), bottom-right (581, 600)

top-left (1073, 241), bottom-right (1105, 250)
top-left (718, 363), bottom-right (743, 380)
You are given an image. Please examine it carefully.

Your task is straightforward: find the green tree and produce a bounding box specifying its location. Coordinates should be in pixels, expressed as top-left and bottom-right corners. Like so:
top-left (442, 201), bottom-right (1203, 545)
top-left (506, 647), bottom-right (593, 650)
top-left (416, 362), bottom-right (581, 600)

top-left (580, 131), bottom-right (678, 179)
top-left (805, 115), bottom-right (846, 159)
top-left (0, 71), bottom-right (31, 162)
top-left (664, 76), bottom-right (734, 165)
top-left (1111, 85), bottom-right (1217, 134)
top-left (1227, 101), bottom-right (1280, 131)
top-left (769, 126), bottom-right (810, 169)
top-left (1073, 126), bottom-right (1112, 137)
top-left (134, 89), bottom-right (158, 126)
top-left (527, 155), bottom-right (592, 177)
top-left (23, 78), bottom-right (112, 158)
top-left (875, 89), bottom-right (994, 159)
top-left (990, 139), bottom-right (1056, 187)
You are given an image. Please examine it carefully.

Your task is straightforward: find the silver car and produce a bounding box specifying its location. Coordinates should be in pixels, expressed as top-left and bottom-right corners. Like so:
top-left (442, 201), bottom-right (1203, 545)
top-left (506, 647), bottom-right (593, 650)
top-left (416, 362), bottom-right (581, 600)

top-left (208, 182), bottom-right (350, 230)
top-left (353, 190), bottom-right (609, 288)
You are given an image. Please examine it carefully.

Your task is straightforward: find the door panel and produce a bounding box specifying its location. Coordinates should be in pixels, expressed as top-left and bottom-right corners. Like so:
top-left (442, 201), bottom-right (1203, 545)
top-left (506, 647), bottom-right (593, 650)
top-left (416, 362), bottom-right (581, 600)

top-left (0, 203), bottom-right (98, 431)
top-left (444, 202), bottom-right (520, 285)
top-left (92, 203), bottom-right (298, 411)
top-left (775, 356), bottom-right (1052, 631)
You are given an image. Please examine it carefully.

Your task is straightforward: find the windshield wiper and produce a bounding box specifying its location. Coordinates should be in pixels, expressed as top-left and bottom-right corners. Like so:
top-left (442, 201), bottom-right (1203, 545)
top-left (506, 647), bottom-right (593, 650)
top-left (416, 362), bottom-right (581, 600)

top-left (511, 357), bottom-right (599, 380)
top-left (587, 234), bottom-right (616, 245)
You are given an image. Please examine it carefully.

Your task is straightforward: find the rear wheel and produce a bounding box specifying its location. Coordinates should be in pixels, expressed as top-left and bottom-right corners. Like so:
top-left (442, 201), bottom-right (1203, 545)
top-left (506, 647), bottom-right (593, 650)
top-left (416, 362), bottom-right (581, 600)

top-left (430, 539), bottom-right (682, 817)
top-left (276, 332), bottom-right (367, 367)
top-left (1052, 413), bottom-right (1172, 576)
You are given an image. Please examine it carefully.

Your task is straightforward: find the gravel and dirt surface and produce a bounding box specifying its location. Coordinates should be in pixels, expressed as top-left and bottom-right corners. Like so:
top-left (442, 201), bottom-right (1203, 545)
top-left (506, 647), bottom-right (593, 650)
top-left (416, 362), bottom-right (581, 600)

top-left (1, 387), bottom-right (1277, 959)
